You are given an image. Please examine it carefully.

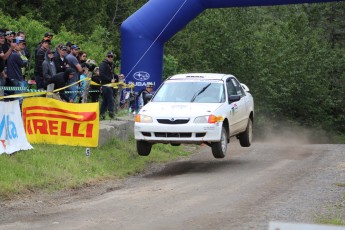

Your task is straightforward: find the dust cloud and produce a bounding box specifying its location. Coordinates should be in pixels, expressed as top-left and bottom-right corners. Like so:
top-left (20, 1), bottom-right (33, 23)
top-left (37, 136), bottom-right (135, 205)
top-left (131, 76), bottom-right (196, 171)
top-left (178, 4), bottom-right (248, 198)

top-left (254, 121), bottom-right (333, 145)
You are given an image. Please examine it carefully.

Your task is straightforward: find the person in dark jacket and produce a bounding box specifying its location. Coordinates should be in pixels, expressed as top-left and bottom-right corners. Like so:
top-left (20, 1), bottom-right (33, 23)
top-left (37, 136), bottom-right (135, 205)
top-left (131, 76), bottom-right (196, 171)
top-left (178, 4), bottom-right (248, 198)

top-left (46, 68), bottom-right (76, 102)
top-left (53, 45), bottom-right (69, 73)
top-left (42, 49), bottom-right (57, 89)
top-left (138, 82), bottom-right (154, 109)
top-left (6, 37), bottom-right (28, 103)
top-left (99, 51), bottom-right (124, 119)
top-left (90, 67), bottom-right (101, 102)
top-left (34, 38), bottom-right (50, 89)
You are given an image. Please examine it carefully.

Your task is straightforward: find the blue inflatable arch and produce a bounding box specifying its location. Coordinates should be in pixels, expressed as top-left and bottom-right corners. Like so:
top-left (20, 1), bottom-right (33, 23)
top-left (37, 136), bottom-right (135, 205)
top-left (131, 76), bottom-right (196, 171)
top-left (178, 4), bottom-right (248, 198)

top-left (121, 0), bottom-right (340, 91)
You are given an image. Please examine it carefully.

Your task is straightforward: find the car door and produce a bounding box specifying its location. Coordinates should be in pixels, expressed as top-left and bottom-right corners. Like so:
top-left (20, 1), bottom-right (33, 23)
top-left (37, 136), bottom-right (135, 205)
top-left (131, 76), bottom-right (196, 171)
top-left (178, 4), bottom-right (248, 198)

top-left (232, 77), bottom-right (250, 132)
top-left (226, 77), bottom-right (247, 135)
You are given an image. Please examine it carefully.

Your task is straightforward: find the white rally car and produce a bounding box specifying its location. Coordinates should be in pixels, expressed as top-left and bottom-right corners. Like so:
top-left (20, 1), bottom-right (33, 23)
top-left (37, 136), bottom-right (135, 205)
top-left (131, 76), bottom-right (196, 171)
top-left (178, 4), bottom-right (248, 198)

top-left (134, 73), bottom-right (254, 158)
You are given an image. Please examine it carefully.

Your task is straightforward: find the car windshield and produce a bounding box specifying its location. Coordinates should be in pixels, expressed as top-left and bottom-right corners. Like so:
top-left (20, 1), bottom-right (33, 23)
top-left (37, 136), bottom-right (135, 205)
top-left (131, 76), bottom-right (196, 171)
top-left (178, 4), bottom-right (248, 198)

top-left (152, 81), bottom-right (225, 103)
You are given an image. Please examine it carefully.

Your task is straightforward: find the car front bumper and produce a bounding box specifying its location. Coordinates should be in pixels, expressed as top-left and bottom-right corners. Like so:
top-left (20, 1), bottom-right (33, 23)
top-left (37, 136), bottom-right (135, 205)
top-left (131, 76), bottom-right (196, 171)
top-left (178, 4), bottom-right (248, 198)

top-left (134, 122), bottom-right (223, 144)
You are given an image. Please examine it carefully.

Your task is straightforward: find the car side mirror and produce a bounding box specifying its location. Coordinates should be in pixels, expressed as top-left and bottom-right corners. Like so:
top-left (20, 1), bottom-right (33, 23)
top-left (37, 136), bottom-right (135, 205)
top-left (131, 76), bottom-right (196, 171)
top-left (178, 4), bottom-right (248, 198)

top-left (229, 95), bottom-right (241, 103)
top-left (241, 83), bottom-right (250, 92)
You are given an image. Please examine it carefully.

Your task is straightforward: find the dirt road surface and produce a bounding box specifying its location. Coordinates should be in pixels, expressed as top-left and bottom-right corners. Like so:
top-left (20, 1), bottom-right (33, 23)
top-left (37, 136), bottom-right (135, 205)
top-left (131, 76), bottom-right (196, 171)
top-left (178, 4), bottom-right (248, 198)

top-left (0, 140), bottom-right (344, 230)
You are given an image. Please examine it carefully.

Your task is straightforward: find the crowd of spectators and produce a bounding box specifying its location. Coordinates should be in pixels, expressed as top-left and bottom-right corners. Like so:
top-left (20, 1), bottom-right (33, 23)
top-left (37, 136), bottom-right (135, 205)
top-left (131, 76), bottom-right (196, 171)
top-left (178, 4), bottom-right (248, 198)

top-left (0, 29), bottom-right (124, 117)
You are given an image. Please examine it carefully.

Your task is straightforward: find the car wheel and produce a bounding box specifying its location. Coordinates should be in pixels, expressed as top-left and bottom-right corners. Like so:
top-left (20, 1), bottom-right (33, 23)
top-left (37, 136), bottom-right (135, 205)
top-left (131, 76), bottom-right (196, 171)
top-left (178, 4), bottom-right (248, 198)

top-left (239, 118), bottom-right (252, 147)
top-left (211, 127), bottom-right (228, 158)
top-left (137, 140), bottom-right (152, 156)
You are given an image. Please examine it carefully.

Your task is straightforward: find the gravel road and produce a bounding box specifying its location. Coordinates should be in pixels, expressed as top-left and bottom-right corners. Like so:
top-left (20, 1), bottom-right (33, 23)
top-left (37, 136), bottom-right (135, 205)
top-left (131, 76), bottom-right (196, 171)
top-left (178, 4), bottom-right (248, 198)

top-left (0, 140), bottom-right (344, 230)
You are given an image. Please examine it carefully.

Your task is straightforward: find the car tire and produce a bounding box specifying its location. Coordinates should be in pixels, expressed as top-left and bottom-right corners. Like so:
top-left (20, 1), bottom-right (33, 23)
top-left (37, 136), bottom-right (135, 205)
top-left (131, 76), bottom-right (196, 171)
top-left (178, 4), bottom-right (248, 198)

top-left (239, 118), bottom-right (252, 147)
top-left (137, 140), bottom-right (152, 156)
top-left (211, 127), bottom-right (228, 158)
top-left (171, 143), bottom-right (181, 146)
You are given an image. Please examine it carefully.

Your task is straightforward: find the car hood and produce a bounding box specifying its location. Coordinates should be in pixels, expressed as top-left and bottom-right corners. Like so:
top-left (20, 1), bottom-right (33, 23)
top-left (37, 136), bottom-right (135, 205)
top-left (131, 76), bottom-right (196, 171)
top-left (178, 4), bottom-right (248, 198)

top-left (140, 102), bottom-right (222, 117)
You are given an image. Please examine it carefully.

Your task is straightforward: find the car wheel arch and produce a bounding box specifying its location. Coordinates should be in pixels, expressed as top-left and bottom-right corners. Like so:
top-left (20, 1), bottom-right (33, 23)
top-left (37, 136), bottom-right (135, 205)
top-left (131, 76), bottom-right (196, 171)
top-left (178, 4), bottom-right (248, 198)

top-left (222, 118), bottom-right (230, 143)
top-left (249, 111), bottom-right (254, 124)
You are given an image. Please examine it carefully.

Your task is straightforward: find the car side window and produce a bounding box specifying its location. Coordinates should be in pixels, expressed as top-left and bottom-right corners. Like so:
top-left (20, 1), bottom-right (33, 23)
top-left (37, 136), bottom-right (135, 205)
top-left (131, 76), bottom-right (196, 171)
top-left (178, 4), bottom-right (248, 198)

top-left (226, 78), bottom-right (237, 96)
top-left (231, 78), bottom-right (245, 97)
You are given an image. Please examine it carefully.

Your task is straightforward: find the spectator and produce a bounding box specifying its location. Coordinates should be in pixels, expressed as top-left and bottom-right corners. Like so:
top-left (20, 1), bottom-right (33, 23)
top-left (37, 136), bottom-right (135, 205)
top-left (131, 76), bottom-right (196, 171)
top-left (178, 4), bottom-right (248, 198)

top-left (34, 38), bottom-right (50, 89)
top-left (2, 30), bottom-right (15, 54)
top-left (66, 45), bottom-right (82, 73)
top-left (65, 44), bottom-right (82, 102)
top-left (0, 31), bottom-right (7, 83)
top-left (65, 41), bottom-right (73, 54)
top-left (138, 82), bottom-right (154, 109)
top-left (54, 45), bottom-right (69, 73)
top-left (42, 49), bottom-right (57, 89)
top-left (99, 51), bottom-right (124, 119)
top-left (16, 31), bottom-right (30, 59)
top-left (6, 37), bottom-right (28, 104)
top-left (79, 65), bottom-right (89, 102)
top-left (1, 30), bottom-right (16, 67)
top-left (77, 51), bottom-right (87, 64)
top-left (45, 68), bottom-right (76, 103)
top-left (44, 32), bottom-right (53, 41)
top-left (85, 59), bottom-right (97, 72)
top-left (53, 43), bottom-right (63, 58)
top-left (90, 67), bottom-right (101, 102)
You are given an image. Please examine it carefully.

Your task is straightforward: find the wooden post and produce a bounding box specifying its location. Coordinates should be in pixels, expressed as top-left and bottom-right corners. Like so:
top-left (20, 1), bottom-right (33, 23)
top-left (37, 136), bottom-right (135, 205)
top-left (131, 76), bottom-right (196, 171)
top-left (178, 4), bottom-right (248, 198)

top-left (81, 78), bottom-right (91, 156)
top-left (46, 83), bottom-right (54, 98)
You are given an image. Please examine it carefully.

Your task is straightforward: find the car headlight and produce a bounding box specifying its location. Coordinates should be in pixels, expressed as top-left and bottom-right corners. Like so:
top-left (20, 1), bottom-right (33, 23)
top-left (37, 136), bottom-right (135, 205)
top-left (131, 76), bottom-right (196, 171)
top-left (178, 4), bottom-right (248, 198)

top-left (194, 115), bottom-right (224, 124)
top-left (135, 114), bottom-right (153, 123)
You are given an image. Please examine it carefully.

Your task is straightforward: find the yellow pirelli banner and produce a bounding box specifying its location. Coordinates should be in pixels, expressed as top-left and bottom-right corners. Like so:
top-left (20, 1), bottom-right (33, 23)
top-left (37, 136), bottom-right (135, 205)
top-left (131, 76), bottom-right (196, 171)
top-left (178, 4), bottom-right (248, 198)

top-left (22, 97), bottom-right (99, 147)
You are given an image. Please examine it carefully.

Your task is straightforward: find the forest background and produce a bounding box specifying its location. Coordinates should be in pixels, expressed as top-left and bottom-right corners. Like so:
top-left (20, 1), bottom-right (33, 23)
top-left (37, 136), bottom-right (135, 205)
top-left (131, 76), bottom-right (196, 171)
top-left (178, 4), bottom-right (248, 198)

top-left (1, 0), bottom-right (344, 142)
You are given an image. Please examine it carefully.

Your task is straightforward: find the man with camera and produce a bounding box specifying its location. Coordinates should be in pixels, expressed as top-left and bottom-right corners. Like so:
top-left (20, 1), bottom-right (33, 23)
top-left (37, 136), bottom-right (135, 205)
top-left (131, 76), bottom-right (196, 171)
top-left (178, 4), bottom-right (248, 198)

top-left (6, 37), bottom-right (28, 104)
top-left (99, 51), bottom-right (124, 119)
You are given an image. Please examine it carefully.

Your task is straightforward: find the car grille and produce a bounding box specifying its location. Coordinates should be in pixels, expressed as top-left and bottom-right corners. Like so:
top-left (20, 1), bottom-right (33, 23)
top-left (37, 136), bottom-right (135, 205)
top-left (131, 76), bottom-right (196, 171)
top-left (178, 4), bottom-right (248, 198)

top-left (156, 119), bottom-right (190, 124)
top-left (155, 132), bottom-right (192, 138)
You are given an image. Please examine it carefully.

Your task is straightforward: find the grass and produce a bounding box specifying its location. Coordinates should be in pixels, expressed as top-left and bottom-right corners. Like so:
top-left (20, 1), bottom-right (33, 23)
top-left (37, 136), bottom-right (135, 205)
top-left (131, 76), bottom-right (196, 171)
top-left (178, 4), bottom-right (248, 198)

top-left (334, 134), bottom-right (345, 144)
top-left (316, 184), bottom-right (345, 226)
top-left (318, 219), bottom-right (345, 226)
top-left (0, 136), bottom-right (192, 200)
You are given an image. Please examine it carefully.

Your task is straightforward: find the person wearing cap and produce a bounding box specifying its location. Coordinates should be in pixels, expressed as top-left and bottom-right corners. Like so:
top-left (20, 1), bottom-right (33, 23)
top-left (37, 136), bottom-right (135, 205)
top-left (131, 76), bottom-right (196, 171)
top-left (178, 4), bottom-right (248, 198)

top-left (53, 45), bottom-right (69, 73)
top-left (6, 37), bottom-right (28, 104)
top-left (42, 49), bottom-right (57, 89)
top-left (138, 82), bottom-right (154, 109)
top-left (45, 68), bottom-right (77, 103)
top-left (17, 40), bottom-right (29, 83)
top-left (99, 51), bottom-right (124, 119)
top-left (65, 45), bottom-right (82, 73)
top-left (2, 30), bottom-right (15, 54)
top-left (16, 31), bottom-right (30, 59)
top-left (65, 44), bottom-right (82, 102)
top-left (44, 32), bottom-right (53, 40)
top-left (65, 42), bottom-right (73, 54)
top-left (0, 30), bottom-right (16, 64)
top-left (53, 43), bottom-right (62, 58)
top-left (90, 67), bottom-right (101, 102)
top-left (34, 38), bottom-right (51, 89)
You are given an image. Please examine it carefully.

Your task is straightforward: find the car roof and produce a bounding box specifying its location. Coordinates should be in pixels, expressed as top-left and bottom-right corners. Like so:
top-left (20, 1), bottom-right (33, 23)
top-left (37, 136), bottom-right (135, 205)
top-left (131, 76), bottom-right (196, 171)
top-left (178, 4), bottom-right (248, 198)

top-left (168, 73), bottom-right (234, 81)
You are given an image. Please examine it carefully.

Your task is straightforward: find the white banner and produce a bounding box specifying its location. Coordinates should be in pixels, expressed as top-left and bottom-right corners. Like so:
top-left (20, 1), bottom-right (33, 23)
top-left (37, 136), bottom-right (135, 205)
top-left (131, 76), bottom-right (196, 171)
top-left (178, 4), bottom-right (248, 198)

top-left (0, 100), bottom-right (33, 154)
